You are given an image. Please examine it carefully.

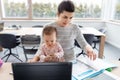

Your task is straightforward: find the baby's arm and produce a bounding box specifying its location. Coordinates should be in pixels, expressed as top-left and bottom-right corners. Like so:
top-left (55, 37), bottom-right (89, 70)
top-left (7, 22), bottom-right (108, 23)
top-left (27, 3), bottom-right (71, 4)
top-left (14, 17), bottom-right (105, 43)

top-left (28, 44), bottom-right (45, 62)
top-left (28, 55), bottom-right (40, 62)
top-left (54, 42), bottom-right (64, 58)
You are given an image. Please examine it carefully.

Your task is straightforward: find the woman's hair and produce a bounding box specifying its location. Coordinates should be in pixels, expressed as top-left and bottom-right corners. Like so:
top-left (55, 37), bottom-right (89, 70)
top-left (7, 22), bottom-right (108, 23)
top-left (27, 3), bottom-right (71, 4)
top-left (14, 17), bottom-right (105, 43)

top-left (42, 26), bottom-right (57, 36)
top-left (58, 0), bottom-right (75, 14)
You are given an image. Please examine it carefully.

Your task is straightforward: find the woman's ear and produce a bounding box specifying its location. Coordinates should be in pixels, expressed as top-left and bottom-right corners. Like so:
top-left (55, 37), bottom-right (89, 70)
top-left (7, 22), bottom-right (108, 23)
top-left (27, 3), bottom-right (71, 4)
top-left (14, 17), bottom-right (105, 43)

top-left (57, 12), bottom-right (60, 17)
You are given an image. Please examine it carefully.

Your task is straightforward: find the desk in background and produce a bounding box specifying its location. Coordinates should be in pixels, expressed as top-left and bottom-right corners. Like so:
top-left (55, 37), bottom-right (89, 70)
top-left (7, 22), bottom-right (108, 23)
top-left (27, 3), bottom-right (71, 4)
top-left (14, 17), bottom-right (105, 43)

top-left (0, 27), bottom-right (105, 58)
top-left (80, 27), bottom-right (105, 58)
top-left (0, 27), bottom-right (43, 36)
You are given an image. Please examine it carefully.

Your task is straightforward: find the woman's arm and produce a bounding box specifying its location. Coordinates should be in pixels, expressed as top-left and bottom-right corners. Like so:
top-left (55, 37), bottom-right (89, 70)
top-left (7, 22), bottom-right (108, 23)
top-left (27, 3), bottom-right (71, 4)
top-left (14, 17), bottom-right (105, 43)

top-left (75, 25), bottom-right (96, 60)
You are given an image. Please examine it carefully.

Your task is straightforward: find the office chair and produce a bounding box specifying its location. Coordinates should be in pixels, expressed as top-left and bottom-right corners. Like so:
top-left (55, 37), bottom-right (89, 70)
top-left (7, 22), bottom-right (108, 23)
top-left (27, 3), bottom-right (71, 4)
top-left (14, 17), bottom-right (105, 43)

top-left (20, 25), bottom-right (42, 61)
top-left (21, 34), bottom-right (41, 61)
top-left (93, 28), bottom-right (106, 50)
top-left (0, 34), bottom-right (23, 62)
top-left (32, 25), bottom-right (43, 28)
top-left (75, 34), bottom-right (95, 57)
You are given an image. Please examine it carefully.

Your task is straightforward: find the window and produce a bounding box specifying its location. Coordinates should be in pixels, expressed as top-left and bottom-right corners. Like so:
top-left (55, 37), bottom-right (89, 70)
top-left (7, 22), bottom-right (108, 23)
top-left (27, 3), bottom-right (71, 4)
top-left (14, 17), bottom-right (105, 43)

top-left (1, 0), bottom-right (29, 19)
top-left (114, 0), bottom-right (120, 20)
top-left (32, 0), bottom-right (61, 19)
top-left (74, 0), bottom-right (102, 18)
top-left (0, 0), bottom-right (103, 20)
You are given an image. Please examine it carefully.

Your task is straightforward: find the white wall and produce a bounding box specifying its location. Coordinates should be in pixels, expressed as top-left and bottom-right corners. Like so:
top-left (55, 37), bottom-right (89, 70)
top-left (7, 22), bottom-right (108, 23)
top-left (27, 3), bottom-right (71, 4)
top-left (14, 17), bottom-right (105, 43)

top-left (105, 22), bottom-right (120, 49)
top-left (3, 20), bottom-right (51, 28)
top-left (73, 20), bottom-right (105, 29)
top-left (3, 20), bottom-right (105, 29)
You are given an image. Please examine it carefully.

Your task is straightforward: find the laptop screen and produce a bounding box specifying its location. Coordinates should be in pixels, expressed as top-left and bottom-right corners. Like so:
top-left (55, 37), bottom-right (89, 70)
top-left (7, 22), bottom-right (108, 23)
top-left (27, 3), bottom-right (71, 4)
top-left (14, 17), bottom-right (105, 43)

top-left (12, 62), bottom-right (72, 80)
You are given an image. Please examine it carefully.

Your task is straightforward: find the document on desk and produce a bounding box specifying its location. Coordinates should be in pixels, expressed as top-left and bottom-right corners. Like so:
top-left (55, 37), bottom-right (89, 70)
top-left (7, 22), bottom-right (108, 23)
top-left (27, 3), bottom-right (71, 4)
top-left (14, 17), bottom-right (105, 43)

top-left (72, 61), bottom-right (104, 80)
top-left (77, 56), bottom-right (117, 70)
top-left (72, 56), bottom-right (117, 80)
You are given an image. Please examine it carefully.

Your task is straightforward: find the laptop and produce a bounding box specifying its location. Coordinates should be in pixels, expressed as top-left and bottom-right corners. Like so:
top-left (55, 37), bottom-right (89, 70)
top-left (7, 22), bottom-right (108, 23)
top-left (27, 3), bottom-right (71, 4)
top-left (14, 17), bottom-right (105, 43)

top-left (12, 62), bottom-right (72, 80)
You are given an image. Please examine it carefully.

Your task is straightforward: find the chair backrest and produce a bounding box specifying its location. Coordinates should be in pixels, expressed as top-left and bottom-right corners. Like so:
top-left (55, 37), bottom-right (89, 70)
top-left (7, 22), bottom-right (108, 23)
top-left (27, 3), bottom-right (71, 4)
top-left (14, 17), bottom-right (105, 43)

top-left (32, 25), bottom-right (43, 28)
top-left (93, 29), bottom-right (106, 43)
top-left (75, 34), bottom-right (95, 47)
top-left (84, 34), bottom-right (95, 45)
top-left (99, 28), bottom-right (106, 34)
top-left (0, 34), bottom-right (18, 49)
top-left (21, 35), bottom-right (40, 45)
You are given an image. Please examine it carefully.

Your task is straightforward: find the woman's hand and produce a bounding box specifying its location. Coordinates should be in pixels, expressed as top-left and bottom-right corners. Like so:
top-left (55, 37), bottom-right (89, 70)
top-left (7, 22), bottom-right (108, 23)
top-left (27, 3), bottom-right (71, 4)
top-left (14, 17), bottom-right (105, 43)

top-left (86, 45), bottom-right (96, 60)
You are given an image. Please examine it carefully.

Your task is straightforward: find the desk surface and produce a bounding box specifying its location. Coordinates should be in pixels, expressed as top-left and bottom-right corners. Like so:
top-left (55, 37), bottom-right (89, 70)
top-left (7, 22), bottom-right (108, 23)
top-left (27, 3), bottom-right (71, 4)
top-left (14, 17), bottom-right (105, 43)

top-left (0, 63), bottom-right (13, 80)
top-left (80, 27), bottom-right (105, 36)
top-left (0, 61), bottom-right (120, 80)
top-left (110, 61), bottom-right (120, 77)
top-left (1, 27), bottom-right (43, 36)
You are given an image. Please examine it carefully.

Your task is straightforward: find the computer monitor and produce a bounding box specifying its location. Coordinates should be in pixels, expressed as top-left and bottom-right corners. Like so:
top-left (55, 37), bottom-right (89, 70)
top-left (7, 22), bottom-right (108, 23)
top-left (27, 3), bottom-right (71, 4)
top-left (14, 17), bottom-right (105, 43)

top-left (12, 62), bottom-right (72, 80)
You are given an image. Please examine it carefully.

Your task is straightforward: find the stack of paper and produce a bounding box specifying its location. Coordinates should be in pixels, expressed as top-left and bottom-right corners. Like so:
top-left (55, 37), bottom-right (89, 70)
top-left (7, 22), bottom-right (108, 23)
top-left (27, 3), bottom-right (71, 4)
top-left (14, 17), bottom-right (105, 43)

top-left (72, 56), bottom-right (117, 80)
top-left (77, 56), bottom-right (117, 70)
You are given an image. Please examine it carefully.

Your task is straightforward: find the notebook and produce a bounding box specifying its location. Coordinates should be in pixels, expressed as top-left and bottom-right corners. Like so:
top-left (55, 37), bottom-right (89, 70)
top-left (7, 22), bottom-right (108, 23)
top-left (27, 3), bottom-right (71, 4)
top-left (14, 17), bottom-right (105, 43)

top-left (12, 62), bottom-right (72, 80)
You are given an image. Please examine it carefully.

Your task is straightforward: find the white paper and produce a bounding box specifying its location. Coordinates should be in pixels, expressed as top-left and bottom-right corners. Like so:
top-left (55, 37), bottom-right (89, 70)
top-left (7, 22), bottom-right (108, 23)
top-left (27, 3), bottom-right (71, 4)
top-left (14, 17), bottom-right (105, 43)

top-left (77, 56), bottom-right (117, 70)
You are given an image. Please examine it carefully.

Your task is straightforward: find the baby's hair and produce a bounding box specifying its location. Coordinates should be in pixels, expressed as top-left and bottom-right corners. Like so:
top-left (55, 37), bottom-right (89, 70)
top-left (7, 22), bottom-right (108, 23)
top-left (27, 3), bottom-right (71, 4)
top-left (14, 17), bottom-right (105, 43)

top-left (42, 26), bottom-right (57, 36)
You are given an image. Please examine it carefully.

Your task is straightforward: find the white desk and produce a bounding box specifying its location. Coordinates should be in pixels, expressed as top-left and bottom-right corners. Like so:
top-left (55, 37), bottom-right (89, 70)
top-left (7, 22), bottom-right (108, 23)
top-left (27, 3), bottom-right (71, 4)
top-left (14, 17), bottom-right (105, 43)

top-left (0, 61), bottom-right (119, 80)
top-left (0, 27), bottom-right (43, 36)
top-left (0, 27), bottom-right (105, 58)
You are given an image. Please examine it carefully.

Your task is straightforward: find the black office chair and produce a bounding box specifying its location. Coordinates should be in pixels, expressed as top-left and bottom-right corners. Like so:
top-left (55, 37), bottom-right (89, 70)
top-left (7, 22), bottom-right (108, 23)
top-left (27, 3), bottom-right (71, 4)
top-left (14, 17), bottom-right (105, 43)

top-left (93, 28), bottom-right (106, 50)
top-left (21, 35), bottom-right (41, 61)
top-left (32, 25), bottom-right (43, 28)
top-left (0, 34), bottom-right (23, 62)
top-left (75, 34), bottom-right (95, 57)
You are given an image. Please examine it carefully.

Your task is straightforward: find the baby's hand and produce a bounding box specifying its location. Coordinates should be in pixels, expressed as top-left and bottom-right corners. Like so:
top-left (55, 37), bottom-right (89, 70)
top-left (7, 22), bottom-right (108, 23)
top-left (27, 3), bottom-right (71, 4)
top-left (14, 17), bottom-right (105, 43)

top-left (28, 56), bottom-right (40, 63)
top-left (44, 55), bottom-right (59, 62)
top-left (27, 59), bottom-right (37, 63)
top-left (44, 55), bottom-right (52, 62)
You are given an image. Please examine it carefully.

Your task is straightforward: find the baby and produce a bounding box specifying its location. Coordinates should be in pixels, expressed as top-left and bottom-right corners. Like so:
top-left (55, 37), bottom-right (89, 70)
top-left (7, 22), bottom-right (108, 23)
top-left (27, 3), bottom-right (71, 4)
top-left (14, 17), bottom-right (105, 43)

top-left (29, 26), bottom-right (64, 62)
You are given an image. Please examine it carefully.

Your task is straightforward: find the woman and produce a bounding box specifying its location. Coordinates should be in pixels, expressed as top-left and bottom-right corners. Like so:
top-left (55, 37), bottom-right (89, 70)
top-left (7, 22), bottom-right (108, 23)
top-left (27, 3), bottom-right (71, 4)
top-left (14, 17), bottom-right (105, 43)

top-left (30, 0), bottom-right (96, 62)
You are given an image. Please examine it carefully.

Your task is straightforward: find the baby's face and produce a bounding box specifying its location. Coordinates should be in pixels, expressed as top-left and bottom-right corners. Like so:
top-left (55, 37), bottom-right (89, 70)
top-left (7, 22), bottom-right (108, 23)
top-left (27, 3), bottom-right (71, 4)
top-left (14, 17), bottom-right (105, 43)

top-left (43, 32), bottom-right (57, 47)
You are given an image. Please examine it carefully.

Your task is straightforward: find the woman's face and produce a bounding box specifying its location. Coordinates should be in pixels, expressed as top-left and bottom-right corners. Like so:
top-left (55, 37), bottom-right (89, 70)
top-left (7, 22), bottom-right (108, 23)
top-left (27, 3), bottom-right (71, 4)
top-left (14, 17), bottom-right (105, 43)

top-left (57, 11), bottom-right (74, 27)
